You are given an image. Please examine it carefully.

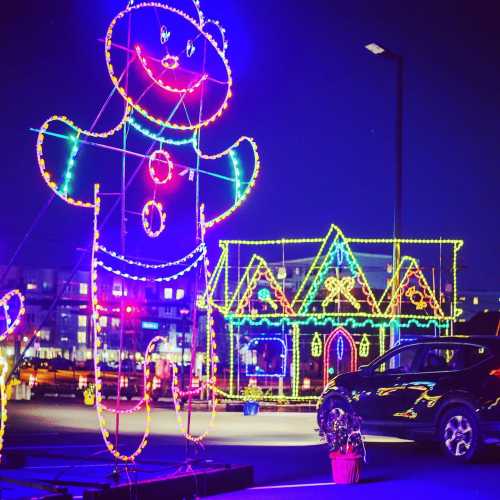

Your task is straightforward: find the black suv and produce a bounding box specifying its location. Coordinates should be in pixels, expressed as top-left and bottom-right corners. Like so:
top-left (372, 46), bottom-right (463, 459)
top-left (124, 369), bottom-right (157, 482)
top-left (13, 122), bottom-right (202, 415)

top-left (317, 336), bottom-right (500, 461)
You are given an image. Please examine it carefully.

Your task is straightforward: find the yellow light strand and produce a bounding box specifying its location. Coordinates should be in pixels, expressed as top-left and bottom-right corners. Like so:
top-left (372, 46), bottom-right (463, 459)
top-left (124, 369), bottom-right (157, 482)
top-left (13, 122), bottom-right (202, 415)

top-left (0, 289), bottom-right (26, 463)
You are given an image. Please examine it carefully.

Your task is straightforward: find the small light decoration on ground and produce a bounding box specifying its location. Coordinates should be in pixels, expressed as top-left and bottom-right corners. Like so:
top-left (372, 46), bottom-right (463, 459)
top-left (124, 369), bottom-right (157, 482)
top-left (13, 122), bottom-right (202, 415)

top-left (318, 408), bottom-right (365, 458)
top-left (35, 1), bottom-right (260, 461)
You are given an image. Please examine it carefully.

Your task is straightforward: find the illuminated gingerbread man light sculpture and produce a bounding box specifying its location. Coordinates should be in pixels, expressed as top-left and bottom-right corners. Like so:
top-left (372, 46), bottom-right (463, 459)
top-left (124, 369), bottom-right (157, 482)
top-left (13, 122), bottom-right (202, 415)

top-left (36, 0), bottom-right (260, 461)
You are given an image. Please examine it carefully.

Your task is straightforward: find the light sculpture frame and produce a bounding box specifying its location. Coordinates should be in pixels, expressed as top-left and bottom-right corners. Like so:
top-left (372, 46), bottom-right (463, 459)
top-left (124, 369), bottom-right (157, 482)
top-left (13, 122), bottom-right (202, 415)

top-left (34, 0), bottom-right (260, 461)
top-left (208, 224), bottom-right (463, 402)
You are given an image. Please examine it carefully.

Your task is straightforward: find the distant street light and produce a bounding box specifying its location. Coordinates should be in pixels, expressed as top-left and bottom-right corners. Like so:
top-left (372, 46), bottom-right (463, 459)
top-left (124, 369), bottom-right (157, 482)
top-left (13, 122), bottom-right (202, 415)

top-left (364, 43), bottom-right (385, 55)
top-left (365, 41), bottom-right (403, 348)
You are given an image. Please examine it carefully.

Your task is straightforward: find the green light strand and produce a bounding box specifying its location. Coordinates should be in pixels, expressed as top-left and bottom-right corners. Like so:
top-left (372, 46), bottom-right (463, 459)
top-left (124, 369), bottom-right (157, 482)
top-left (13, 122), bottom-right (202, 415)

top-left (61, 134), bottom-right (80, 196)
top-left (128, 115), bottom-right (195, 145)
top-left (229, 149), bottom-right (242, 202)
top-left (228, 315), bottom-right (450, 330)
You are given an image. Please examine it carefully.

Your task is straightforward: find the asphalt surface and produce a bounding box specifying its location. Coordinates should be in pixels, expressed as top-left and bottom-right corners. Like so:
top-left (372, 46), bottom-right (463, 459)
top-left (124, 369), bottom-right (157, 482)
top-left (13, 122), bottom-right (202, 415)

top-left (1, 400), bottom-right (499, 499)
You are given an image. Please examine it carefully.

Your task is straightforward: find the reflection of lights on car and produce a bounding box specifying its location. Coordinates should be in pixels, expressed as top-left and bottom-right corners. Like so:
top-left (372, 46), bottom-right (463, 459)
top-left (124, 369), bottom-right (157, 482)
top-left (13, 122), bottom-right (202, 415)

top-left (393, 409), bottom-right (418, 419)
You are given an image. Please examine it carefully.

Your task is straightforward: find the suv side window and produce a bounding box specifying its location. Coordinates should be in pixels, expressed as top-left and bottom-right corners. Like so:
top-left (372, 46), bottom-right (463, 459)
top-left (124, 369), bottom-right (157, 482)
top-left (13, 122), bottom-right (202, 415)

top-left (420, 343), bottom-right (491, 373)
top-left (421, 345), bottom-right (463, 372)
top-left (463, 344), bottom-right (490, 368)
top-left (373, 345), bottom-right (421, 375)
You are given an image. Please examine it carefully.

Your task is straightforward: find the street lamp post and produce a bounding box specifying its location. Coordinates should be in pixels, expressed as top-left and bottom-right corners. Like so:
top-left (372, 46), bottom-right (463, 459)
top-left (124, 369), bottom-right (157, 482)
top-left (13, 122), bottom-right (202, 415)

top-left (365, 42), bottom-right (403, 348)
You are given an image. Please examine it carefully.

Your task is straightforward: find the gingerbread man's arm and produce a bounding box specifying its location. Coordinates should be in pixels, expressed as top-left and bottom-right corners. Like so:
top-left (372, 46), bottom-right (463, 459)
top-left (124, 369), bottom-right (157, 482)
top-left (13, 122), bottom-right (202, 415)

top-left (193, 135), bottom-right (260, 228)
top-left (36, 107), bottom-right (130, 208)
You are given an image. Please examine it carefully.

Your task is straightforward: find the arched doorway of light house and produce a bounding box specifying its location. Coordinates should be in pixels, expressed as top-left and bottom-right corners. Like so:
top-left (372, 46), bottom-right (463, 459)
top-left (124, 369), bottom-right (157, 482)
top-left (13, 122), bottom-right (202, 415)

top-left (323, 327), bottom-right (358, 385)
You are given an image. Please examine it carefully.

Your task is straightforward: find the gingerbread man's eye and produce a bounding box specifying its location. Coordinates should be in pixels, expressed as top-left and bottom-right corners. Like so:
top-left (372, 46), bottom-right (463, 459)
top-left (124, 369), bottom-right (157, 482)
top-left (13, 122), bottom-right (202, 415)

top-left (160, 25), bottom-right (170, 44)
top-left (186, 39), bottom-right (196, 57)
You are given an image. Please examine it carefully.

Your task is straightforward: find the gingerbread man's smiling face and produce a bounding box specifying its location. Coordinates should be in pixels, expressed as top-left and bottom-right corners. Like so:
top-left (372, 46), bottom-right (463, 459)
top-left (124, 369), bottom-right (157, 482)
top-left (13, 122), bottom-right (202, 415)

top-left (105, 2), bottom-right (232, 130)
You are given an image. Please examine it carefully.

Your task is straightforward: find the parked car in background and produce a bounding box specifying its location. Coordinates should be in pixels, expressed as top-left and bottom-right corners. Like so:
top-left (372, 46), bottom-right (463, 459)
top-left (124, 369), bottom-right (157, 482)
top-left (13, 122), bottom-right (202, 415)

top-left (20, 357), bottom-right (143, 400)
top-left (75, 359), bottom-right (144, 400)
top-left (317, 336), bottom-right (500, 461)
top-left (20, 357), bottom-right (78, 396)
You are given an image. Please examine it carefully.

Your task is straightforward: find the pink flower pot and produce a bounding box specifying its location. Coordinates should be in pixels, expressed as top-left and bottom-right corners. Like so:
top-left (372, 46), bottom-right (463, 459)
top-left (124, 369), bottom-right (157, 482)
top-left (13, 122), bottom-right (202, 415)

top-left (329, 451), bottom-right (362, 484)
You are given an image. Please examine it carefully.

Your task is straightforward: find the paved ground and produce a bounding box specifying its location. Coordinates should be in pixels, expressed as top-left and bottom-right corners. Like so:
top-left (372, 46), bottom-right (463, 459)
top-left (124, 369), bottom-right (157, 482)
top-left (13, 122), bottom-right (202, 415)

top-left (1, 400), bottom-right (499, 499)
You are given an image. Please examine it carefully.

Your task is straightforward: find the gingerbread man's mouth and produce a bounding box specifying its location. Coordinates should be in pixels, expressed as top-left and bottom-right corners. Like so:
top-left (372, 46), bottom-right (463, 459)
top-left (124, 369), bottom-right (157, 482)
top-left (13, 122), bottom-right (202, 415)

top-left (135, 45), bottom-right (207, 94)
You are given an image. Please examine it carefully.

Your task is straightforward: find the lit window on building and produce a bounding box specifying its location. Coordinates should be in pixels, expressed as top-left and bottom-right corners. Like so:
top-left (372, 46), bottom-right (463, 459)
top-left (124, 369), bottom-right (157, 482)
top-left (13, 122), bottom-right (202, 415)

top-left (473, 296), bottom-right (479, 305)
top-left (78, 315), bottom-right (87, 327)
top-left (99, 316), bottom-right (108, 327)
top-left (164, 287), bottom-right (173, 299)
top-left (77, 331), bottom-right (86, 344)
top-left (176, 288), bottom-right (185, 300)
top-left (111, 318), bottom-right (120, 328)
top-left (38, 329), bottom-right (50, 341)
top-left (112, 282), bottom-right (127, 297)
top-left (27, 283), bottom-right (37, 290)
top-left (142, 321), bottom-right (159, 330)
top-left (277, 267), bottom-right (287, 280)
top-left (79, 283), bottom-right (88, 295)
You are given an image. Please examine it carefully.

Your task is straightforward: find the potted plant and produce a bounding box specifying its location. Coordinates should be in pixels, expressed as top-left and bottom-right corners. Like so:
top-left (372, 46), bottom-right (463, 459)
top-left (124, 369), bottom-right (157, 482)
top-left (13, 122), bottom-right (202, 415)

top-left (84, 383), bottom-right (95, 406)
top-left (318, 408), bottom-right (365, 484)
top-left (242, 385), bottom-right (263, 416)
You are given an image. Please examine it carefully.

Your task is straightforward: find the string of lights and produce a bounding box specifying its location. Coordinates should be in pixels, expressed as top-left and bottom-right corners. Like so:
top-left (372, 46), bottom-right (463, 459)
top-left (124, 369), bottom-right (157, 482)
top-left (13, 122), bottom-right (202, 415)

top-left (0, 290), bottom-right (26, 462)
top-left (98, 242), bottom-right (205, 268)
top-left (95, 248), bottom-right (206, 282)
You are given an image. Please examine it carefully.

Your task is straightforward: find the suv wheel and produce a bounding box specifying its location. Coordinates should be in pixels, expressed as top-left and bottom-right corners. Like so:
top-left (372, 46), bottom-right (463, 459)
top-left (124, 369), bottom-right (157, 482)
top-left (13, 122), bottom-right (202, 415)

top-left (439, 406), bottom-right (480, 462)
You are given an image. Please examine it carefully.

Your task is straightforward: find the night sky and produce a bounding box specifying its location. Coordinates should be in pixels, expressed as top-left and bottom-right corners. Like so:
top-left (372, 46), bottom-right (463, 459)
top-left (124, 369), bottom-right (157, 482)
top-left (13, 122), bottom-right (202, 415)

top-left (0, 0), bottom-right (498, 291)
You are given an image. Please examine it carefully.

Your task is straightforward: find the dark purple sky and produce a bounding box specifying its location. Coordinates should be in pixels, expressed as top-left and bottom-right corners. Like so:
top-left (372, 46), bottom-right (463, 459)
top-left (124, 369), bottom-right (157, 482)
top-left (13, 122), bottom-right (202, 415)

top-left (0, 0), bottom-right (498, 291)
